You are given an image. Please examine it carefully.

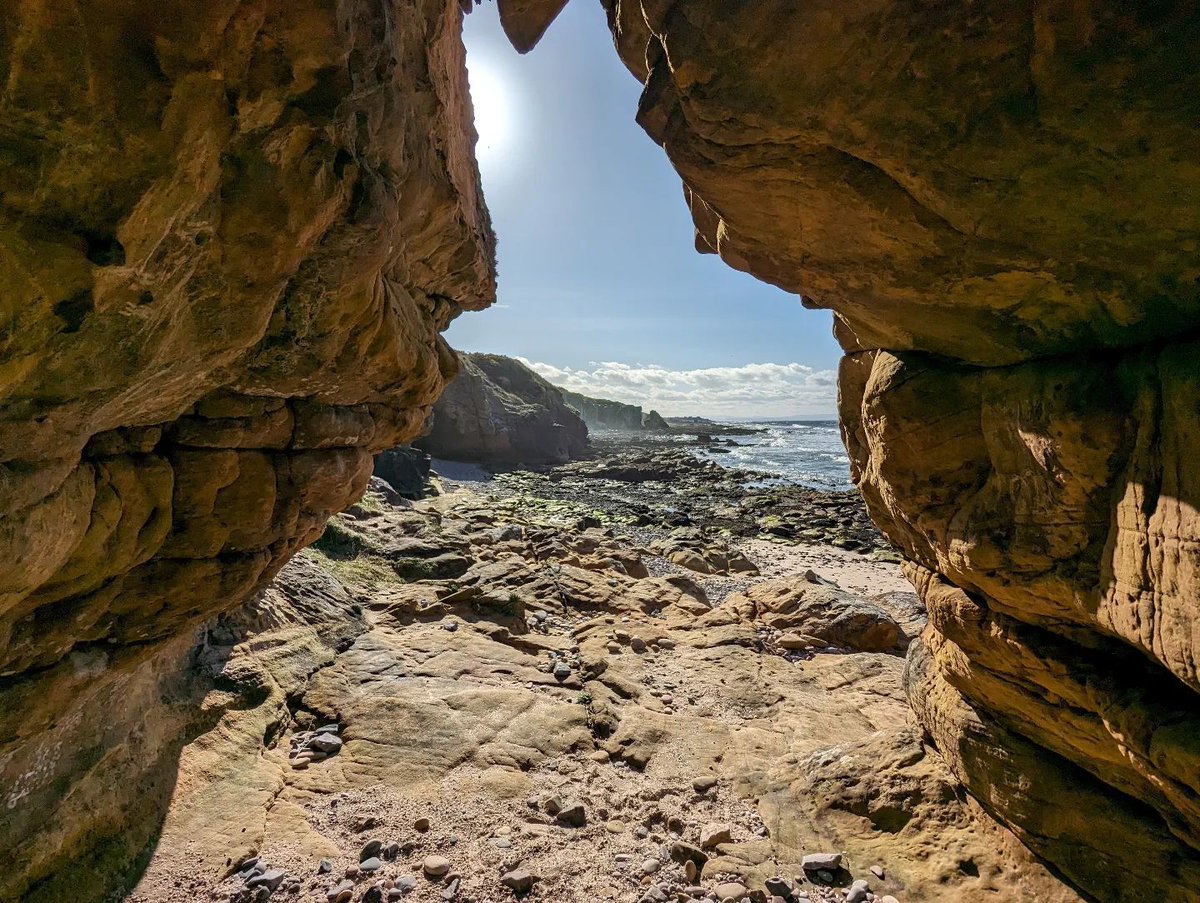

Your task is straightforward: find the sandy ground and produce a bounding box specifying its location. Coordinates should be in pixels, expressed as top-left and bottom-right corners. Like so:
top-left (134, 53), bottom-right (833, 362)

top-left (739, 540), bottom-right (911, 597)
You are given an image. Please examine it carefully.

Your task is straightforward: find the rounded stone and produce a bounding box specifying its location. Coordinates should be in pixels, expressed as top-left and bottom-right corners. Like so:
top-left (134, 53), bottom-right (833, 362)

top-left (715, 882), bottom-right (746, 902)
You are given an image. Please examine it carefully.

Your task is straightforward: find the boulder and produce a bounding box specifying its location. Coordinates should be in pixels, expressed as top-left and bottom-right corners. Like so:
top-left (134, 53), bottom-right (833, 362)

top-left (736, 579), bottom-right (904, 652)
top-left (373, 447), bottom-right (433, 500)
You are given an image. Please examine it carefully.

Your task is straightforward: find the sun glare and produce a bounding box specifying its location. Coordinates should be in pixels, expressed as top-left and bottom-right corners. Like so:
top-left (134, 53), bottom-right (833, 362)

top-left (467, 58), bottom-right (512, 161)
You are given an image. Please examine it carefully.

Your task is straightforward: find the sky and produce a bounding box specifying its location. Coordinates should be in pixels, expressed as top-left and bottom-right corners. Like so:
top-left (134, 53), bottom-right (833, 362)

top-left (446, 2), bottom-right (842, 418)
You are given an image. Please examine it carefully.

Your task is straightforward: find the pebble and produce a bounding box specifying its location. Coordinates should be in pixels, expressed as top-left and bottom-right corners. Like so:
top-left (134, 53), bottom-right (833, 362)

top-left (699, 823), bottom-right (733, 849)
top-left (802, 852), bottom-right (842, 871)
top-left (691, 776), bottom-right (718, 794)
top-left (422, 855), bottom-right (451, 878)
top-left (309, 733), bottom-right (343, 755)
top-left (414, 817), bottom-right (431, 832)
top-left (500, 869), bottom-right (536, 893)
top-left (765, 877), bottom-right (793, 898)
top-left (441, 877), bottom-right (460, 900)
top-left (555, 800), bottom-right (587, 827)
top-left (715, 882), bottom-right (746, 902)
top-left (870, 865), bottom-right (886, 880)
top-left (317, 859), bottom-right (331, 875)
top-left (362, 887), bottom-right (383, 903)
top-left (247, 869), bottom-right (286, 890)
top-left (552, 661), bottom-right (572, 680)
top-left (361, 839), bottom-right (384, 861)
top-left (606, 641), bottom-right (622, 654)
top-left (605, 820), bottom-right (625, 834)
top-left (395, 876), bottom-right (418, 892)
top-left (669, 840), bottom-right (706, 868)
top-left (641, 859), bottom-right (661, 875)
top-left (315, 724), bottom-right (340, 735)
top-left (846, 879), bottom-right (870, 903)
top-left (684, 861), bottom-right (698, 882)
top-left (360, 857), bottom-right (382, 873)
top-left (443, 621), bottom-right (458, 632)
top-left (880, 897), bottom-right (900, 903)
top-left (630, 637), bottom-right (648, 653)
top-left (490, 837), bottom-right (512, 849)
top-left (326, 880), bottom-right (354, 903)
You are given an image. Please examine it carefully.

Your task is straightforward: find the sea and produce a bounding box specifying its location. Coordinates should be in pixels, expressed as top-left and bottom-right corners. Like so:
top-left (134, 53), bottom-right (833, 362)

top-left (689, 420), bottom-right (852, 491)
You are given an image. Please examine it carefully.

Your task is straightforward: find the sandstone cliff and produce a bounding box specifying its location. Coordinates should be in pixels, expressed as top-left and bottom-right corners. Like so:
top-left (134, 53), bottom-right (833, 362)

top-left (571, 2), bottom-right (1200, 899)
top-left (2, 2), bottom-right (1198, 902)
top-left (0, 1), bottom-right (493, 898)
top-left (416, 352), bottom-right (589, 464)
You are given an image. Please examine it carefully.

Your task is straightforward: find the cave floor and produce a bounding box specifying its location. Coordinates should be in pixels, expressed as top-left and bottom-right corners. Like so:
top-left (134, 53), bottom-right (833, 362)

top-left (123, 472), bottom-right (1078, 903)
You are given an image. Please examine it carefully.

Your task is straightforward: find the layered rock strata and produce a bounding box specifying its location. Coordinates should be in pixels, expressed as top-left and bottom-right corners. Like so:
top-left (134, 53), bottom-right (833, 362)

top-left (416, 352), bottom-right (588, 464)
top-left (572, 2), bottom-right (1200, 898)
top-left (0, 1), bottom-right (493, 897)
top-left (560, 388), bottom-right (669, 433)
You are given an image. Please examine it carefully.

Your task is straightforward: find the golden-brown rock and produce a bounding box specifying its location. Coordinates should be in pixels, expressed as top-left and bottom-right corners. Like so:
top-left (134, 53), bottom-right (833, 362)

top-left (588, 3), bottom-right (1200, 900)
top-left (0, 0), bottom-right (492, 896)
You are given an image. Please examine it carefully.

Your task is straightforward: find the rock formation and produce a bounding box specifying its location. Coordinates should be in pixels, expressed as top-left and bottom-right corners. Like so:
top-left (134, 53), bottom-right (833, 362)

top-left (2, 1), bottom-right (1198, 901)
top-left (560, 388), bottom-right (669, 432)
top-left (416, 352), bottom-right (588, 464)
top-left (373, 446), bottom-right (433, 499)
top-left (571, 2), bottom-right (1200, 898)
top-left (0, 1), bottom-right (493, 897)
top-left (121, 477), bottom-right (1078, 903)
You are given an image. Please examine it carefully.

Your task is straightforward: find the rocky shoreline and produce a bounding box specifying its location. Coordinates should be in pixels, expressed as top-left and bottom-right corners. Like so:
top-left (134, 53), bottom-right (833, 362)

top-left (123, 440), bottom-right (1077, 903)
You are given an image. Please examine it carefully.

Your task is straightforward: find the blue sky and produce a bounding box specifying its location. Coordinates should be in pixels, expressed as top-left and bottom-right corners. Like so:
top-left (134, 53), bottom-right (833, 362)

top-left (446, 2), bottom-right (841, 417)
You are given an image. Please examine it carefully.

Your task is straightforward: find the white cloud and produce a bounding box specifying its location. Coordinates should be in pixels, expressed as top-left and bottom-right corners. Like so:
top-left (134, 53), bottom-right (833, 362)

top-left (520, 358), bottom-right (837, 418)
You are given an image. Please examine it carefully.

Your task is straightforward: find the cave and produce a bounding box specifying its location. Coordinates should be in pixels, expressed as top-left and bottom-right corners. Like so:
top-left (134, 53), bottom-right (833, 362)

top-left (1, 2), bottom-right (1198, 902)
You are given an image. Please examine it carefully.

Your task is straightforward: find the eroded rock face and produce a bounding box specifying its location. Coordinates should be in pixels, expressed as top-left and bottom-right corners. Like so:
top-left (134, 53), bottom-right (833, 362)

top-left (0, 0), bottom-right (492, 896)
top-left (590, 1), bottom-right (1200, 899)
top-left (416, 352), bottom-right (589, 464)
